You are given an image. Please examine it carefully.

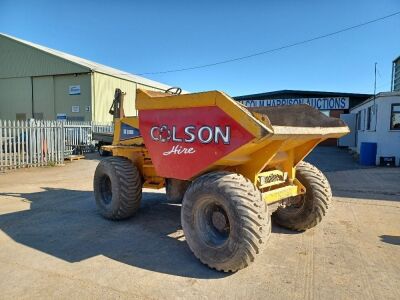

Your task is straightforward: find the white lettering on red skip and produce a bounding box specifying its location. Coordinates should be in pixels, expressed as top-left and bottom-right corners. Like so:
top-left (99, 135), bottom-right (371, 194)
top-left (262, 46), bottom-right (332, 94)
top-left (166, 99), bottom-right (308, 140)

top-left (150, 125), bottom-right (231, 144)
top-left (163, 145), bottom-right (196, 156)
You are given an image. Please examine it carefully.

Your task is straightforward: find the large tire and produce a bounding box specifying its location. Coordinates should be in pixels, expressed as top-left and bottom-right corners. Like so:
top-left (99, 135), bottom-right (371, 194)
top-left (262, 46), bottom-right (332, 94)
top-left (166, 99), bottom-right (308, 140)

top-left (93, 157), bottom-right (142, 220)
top-left (272, 161), bottom-right (332, 231)
top-left (181, 171), bottom-right (271, 272)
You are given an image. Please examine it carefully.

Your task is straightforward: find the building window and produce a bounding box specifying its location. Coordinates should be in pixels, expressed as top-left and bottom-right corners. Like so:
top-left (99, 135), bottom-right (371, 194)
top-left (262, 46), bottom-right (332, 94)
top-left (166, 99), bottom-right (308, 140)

top-left (357, 111), bottom-right (362, 130)
top-left (366, 106), bottom-right (372, 130)
top-left (364, 109), bottom-right (367, 129)
top-left (391, 104), bottom-right (400, 130)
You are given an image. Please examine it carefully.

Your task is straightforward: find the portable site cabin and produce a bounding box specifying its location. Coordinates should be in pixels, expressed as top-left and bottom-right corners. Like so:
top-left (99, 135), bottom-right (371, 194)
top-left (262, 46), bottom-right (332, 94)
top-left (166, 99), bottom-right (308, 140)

top-left (347, 92), bottom-right (400, 166)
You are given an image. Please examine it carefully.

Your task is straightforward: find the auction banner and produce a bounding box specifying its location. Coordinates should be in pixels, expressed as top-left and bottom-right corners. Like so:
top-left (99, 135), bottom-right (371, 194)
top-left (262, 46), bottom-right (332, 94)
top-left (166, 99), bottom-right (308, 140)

top-left (239, 97), bottom-right (349, 110)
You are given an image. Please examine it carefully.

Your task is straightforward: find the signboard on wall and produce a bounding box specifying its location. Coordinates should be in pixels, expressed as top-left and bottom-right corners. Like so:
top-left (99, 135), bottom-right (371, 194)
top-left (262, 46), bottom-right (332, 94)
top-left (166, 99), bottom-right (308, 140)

top-left (56, 113), bottom-right (67, 121)
top-left (239, 97), bottom-right (349, 110)
top-left (69, 85), bottom-right (81, 95)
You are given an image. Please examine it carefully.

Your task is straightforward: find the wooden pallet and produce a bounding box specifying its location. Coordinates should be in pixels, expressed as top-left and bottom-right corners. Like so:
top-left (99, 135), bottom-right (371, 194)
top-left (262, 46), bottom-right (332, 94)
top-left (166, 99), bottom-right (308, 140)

top-left (64, 155), bottom-right (85, 162)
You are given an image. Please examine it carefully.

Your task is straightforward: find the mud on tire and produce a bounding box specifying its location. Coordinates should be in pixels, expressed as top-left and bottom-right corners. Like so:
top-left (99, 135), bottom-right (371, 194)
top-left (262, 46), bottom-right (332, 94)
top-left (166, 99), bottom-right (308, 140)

top-left (272, 161), bottom-right (332, 231)
top-left (181, 171), bottom-right (271, 272)
top-left (93, 157), bottom-right (142, 220)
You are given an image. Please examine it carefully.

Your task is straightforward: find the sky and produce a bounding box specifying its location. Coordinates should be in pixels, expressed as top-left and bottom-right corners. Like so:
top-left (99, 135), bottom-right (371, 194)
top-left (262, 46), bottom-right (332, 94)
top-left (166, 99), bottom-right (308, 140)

top-left (0, 0), bottom-right (399, 96)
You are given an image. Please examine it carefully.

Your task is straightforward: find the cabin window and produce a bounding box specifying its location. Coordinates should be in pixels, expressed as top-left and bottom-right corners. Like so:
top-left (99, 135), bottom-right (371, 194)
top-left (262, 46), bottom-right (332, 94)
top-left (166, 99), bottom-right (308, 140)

top-left (357, 111), bottom-right (362, 130)
top-left (390, 104), bottom-right (400, 130)
top-left (366, 106), bottom-right (372, 130)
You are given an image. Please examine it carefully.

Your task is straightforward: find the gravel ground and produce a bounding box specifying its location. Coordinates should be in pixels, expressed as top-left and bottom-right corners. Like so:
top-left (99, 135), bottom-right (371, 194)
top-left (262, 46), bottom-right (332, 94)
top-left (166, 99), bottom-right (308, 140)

top-left (0, 147), bottom-right (399, 299)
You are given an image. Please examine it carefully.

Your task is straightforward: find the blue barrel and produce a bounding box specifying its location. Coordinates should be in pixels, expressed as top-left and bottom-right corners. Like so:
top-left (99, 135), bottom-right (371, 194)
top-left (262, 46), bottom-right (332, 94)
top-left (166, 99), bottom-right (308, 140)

top-left (360, 142), bottom-right (377, 166)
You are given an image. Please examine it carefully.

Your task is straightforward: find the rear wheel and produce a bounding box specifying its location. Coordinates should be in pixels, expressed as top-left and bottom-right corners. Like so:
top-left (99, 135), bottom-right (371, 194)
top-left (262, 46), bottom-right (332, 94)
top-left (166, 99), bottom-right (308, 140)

top-left (272, 161), bottom-right (332, 231)
top-left (181, 171), bottom-right (271, 272)
top-left (93, 157), bottom-right (142, 220)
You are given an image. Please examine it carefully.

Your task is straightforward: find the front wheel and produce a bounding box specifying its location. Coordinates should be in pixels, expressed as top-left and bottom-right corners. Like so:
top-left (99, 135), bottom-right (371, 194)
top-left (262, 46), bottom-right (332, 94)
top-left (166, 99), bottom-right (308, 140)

top-left (93, 157), bottom-right (142, 220)
top-left (181, 172), bottom-right (271, 272)
top-left (272, 161), bottom-right (332, 231)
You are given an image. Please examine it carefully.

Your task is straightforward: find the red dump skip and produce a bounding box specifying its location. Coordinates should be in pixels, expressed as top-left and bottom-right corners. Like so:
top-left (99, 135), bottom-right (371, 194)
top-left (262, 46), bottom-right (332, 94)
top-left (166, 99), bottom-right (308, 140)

top-left (140, 106), bottom-right (254, 180)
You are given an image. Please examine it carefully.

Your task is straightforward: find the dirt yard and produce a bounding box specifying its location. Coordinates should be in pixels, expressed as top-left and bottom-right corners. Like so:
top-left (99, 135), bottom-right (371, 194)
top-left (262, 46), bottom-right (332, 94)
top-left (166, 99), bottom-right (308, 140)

top-left (0, 147), bottom-right (399, 299)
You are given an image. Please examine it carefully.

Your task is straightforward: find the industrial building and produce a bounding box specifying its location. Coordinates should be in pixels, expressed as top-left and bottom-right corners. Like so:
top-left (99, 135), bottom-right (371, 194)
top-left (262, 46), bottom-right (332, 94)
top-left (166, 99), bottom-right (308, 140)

top-left (0, 33), bottom-right (170, 122)
top-left (392, 55), bottom-right (400, 92)
top-left (234, 90), bottom-right (371, 117)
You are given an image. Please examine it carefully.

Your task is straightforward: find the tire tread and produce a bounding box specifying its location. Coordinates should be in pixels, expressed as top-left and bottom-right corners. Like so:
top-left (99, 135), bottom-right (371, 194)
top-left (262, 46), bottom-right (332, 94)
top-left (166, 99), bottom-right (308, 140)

top-left (272, 161), bottom-right (332, 231)
top-left (93, 157), bottom-right (142, 220)
top-left (181, 171), bottom-right (271, 272)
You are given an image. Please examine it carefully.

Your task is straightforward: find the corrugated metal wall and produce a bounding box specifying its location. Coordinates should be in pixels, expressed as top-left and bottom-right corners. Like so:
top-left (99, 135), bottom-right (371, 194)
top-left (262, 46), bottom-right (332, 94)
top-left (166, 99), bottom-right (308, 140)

top-left (0, 74), bottom-right (92, 121)
top-left (0, 35), bottom-right (88, 78)
top-left (0, 72), bottom-right (169, 122)
top-left (93, 72), bottom-right (137, 122)
top-left (54, 73), bottom-right (92, 121)
top-left (0, 34), bottom-right (171, 122)
top-left (92, 73), bottom-right (170, 122)
top-left (0, 34), bottom-right (93, 121)
top-left (32, 76), bottom-right (54, 119)
top-left (0, 77), bottom-right (32, 120)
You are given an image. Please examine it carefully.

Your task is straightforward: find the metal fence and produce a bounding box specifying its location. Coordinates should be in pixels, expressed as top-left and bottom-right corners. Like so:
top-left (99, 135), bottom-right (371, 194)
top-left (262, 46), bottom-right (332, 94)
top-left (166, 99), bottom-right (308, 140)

top-left (64, 121), bottom-right (113, 155)
top-left (0, 120), bottom-right (64, 170)
top-left (93, 122), bottom-right (114, 134)
top-left (0, 120), bottom-right (113, 171)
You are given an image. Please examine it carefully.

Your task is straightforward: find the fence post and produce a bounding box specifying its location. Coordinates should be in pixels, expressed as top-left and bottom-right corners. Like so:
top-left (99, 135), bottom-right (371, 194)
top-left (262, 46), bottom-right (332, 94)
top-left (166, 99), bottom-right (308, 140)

top-left (61, 121), bottom-right (65, 162)
top-left (22, 120), bottom-right (25, 167)
top-left (16, 120), bottom-right (20, 168)
top-left (0, 120), bottom-right (3, 171)
top-left (7, 120), bottom-right (11, 169)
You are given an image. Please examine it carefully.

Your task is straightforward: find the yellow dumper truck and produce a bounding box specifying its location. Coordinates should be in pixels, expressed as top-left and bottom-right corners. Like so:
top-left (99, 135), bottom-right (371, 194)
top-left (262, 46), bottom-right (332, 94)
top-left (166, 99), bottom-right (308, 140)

top-left (93, 88), bottom-right (349, 272)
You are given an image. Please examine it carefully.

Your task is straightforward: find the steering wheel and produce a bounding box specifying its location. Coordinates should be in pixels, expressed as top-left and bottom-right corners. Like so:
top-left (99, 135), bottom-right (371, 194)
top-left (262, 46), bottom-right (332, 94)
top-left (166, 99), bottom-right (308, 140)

top-left (165, 87), bottom-right (182, 95)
